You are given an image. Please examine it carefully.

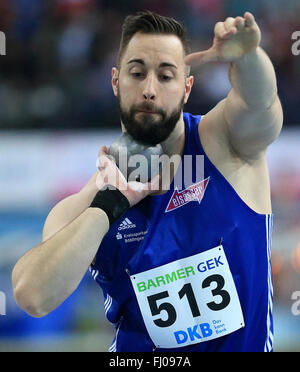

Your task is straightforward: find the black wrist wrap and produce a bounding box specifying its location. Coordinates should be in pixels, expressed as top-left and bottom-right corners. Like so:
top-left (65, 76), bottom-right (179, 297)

top-left (90, 186), bottom-right (130, 225)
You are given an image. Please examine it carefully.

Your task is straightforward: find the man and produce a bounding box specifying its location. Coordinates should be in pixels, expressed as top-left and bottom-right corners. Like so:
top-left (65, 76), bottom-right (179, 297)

top-left (12, 11), bottom-right (283, 352)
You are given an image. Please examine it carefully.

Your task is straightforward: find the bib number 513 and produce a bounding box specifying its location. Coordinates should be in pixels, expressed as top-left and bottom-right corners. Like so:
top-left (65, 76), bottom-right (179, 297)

top-left (147, 274), bottom-right (230, 328)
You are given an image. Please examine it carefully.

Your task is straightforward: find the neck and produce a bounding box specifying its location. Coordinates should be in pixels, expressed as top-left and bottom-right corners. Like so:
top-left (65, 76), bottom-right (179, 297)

top-left (160, 114), bottom-right (185, 158)
top-left (153, 114), bottom-right (186, 195)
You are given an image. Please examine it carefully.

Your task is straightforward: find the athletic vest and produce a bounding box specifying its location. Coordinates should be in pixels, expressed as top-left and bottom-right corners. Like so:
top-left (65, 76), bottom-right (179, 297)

top-left (90, 112), bottom-right (274, 352)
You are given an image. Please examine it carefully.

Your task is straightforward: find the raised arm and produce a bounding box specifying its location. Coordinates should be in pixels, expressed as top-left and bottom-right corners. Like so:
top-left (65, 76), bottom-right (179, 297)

top-left (185, 12), bottom-right (283, 160)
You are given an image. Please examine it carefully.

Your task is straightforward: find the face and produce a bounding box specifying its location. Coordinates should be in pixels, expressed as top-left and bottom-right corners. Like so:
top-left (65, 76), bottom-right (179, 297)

top-left (112, 33), bottom-right (194, 145)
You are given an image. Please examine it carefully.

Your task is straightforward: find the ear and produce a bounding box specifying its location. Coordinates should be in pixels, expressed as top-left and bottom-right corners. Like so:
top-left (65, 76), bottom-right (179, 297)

top-left (111, 67), bottom-right (119, 97)
top-left (184, 75), bottom-right (194, 104)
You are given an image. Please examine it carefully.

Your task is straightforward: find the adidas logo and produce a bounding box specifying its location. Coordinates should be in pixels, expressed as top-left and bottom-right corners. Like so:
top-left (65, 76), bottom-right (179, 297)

top-left (118, 218), bottom-right (136, 231)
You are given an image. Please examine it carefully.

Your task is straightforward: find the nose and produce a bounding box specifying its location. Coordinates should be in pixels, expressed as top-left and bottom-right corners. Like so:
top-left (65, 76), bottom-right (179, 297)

top-left (142, 73), bottom-right (156, 101)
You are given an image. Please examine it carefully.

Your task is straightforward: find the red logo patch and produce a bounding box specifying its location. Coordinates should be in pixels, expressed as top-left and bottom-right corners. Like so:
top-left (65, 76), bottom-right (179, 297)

top-left (165, 177), bottom-right (210, 213)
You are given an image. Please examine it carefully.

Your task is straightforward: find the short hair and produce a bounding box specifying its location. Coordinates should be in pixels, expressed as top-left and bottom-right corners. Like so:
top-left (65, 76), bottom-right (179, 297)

top-left (117, 11), bottom-right (191, 75)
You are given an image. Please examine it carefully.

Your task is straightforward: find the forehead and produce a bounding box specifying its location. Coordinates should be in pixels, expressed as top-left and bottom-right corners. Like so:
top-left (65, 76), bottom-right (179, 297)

top-left (122, 32), bottom-right (185, 67)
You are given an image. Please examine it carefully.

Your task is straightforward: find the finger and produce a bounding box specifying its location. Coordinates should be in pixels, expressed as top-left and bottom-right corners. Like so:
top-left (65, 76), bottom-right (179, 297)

top-left (97, 150), bottom-right (114, 171)
top-left (98, 145), bottom-right (108, 158)
top-left (102, 146), bottom-right (109, 155)
top-left (99, 146), bottom-right (115, 164)
top-left (97, 154), bottom-right (108, 170)
top-left (215, 21), bottom-right (236, 40)
top-left (244, 12), bottom-right (255, 27)
top-left (97, 156), bottom-right (107, 173)
top-left (234, 16), bottom-right (245, 30)
top-left (100, 160), bottom-right (127, 190)
top-left (96, 156), bottom-right (106, 171)
top-left (224, 17), bottom-right (235, 31)
top-left (214, 22), bottom-right (231, 39)
top-left (185, 49), bottom-right (217, 66)
top-left (222, 27), bottom-right (237, 39)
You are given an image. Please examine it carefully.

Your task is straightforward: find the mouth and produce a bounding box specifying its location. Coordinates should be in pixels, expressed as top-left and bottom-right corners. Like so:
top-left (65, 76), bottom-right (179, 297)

top-left (137, 110), bottom-right (159, 114)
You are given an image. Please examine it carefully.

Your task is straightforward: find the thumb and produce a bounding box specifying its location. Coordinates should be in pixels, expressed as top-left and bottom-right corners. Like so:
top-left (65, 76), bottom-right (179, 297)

top-left (185, 48), bottom-right (217, 66)
top-left (98, 145), bottom-right (109, 157)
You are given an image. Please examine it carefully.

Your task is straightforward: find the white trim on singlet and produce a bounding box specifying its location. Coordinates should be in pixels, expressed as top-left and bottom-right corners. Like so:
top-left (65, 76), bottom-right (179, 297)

top-left (89, 267), bottom-right (99, 281)
top-left (104, 294), bottom-right (113, 316)
top-left (109, 322), bottom-right (121, 352)
top-left (264, 214), bottom-right (274, 352)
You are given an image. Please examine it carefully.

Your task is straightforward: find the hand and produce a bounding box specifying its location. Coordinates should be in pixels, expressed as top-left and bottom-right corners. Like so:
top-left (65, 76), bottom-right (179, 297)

top-left (185, 12), bottom-right (261, 65)
top-left (95, 146), bottom-right (160, 207)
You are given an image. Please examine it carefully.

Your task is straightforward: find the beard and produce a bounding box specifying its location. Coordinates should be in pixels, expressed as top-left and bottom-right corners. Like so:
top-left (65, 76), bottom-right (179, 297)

top-left (117, 89), bottom-right (185, 146)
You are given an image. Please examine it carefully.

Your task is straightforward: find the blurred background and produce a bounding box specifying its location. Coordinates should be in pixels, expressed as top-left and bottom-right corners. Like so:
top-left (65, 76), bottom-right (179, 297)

top-left (0, 0), bottom-right (300, 352)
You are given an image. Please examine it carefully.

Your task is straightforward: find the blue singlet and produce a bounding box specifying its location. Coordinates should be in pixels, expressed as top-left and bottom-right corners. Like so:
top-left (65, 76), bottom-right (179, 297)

top-left (90, 112), bottom-right (274, 352)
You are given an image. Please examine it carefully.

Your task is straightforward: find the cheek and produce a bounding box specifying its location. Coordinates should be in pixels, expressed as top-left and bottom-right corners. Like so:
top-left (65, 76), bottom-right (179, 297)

top-left (167, 78), bottom-right (186, 97)
top-left (160, 83), bottom-right (182, 105)
top-left (118, 81), bottom-right (134, 105)
top-left (119, 78), bottom-right (138, 101)
top-left (168, 83), bottom-right (186, 104)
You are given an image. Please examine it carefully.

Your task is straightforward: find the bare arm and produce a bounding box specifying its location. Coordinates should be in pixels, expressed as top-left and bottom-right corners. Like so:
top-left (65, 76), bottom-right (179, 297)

top-left (12, 146), bottom-right (159, 318)
top-left (12, 169), bottom-right (107, 317)
top-left (42, 171), bottom-right (100, 242)
top-left (12, 207), bottom-right (109, 318)
top-left (228, 47), bottom-right (277, 111)
top-left (224, 47), bottom-right (283, 158)
top-left (185, 12), bottom-right (283, 160)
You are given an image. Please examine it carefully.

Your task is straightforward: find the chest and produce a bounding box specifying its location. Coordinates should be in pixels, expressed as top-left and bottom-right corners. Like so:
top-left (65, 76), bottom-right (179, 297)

top-left (101, 183), bottom-right (236, 279)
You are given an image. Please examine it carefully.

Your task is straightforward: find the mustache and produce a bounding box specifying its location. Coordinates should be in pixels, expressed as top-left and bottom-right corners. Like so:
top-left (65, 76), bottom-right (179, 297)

top-left (132, 103), bottom-right (165, 115)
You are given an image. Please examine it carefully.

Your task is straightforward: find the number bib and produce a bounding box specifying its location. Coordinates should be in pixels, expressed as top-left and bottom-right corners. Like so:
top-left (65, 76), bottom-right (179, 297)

top-left (130, 246), bottom-right (245, 348)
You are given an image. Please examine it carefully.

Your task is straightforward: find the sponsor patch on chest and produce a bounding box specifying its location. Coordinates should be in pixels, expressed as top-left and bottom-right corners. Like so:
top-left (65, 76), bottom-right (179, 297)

top-left (165, 177), bottom-right (210, 213)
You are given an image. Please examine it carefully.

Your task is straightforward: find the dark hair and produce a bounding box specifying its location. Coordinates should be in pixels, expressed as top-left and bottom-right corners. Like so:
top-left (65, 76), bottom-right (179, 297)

top-left (117, 11), bottom-right (191, 70)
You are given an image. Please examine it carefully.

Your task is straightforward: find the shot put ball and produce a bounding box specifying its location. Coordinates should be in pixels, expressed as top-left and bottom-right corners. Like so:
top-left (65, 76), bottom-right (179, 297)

top-left (109, 133), bottom-right (163, 182)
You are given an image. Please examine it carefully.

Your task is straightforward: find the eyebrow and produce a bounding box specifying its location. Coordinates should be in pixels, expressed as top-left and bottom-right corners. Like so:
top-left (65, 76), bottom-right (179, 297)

top-left (127, 58), bottom-right (178, 69)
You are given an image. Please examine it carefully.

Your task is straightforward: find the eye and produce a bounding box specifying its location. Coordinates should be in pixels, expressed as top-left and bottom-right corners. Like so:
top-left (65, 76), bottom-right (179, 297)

top-left (131, 72), bottom-right (144, 78)
top-left (160, 75), bottom-right (173, 82)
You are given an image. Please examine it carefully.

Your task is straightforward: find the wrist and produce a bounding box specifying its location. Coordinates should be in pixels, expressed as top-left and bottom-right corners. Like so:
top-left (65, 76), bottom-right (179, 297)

top-left (89, 186), bottom-right (130, 226)
top-left (232, 46), bottom-right (260, 67)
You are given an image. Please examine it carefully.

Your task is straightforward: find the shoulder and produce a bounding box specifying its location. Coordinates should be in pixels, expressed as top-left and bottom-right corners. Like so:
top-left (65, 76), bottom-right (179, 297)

top-left (196, 104), bottom-right (272, 214)
top-left (197, 100), bottom-right (267, 165)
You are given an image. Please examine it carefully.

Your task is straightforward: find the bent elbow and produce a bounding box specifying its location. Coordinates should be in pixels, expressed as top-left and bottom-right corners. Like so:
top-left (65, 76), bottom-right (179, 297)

top-left (13, 284), bottom-right (49, 318)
